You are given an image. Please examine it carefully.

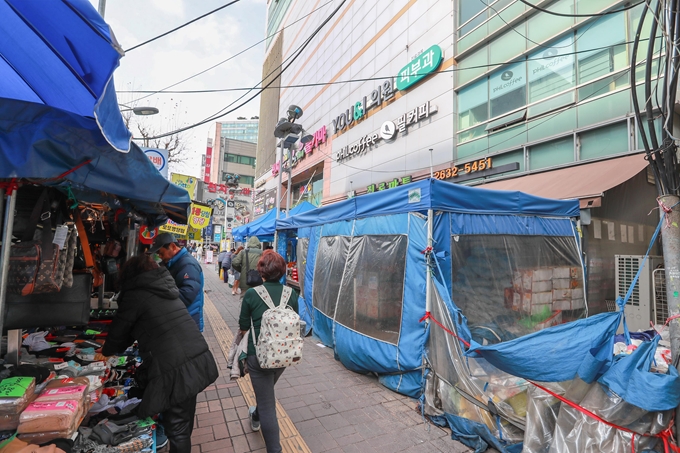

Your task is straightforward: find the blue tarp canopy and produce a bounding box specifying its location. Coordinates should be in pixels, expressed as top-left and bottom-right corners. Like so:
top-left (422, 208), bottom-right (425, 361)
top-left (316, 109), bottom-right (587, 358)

top-left (0, 0), bottom-right (131, 152)
top-left (234, 201), bottom-right (317, 241)
top-left (0, 0), bottom-right (190, 224)
top-left (0, 99), bottom-right (190, 225)
top-left (276, 179), bottom-right (580, 231)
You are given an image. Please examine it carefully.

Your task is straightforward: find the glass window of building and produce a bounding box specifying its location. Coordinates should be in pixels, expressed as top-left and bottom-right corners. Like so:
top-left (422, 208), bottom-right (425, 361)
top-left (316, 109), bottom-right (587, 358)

top-left (576, 12), bottom-right (627, 85)
top-left (489, 61), bottom-right (526, 118)
top-left (528, 36), bottom-right (575, 103)
top-left (459, 79), bottom-right (488, 129)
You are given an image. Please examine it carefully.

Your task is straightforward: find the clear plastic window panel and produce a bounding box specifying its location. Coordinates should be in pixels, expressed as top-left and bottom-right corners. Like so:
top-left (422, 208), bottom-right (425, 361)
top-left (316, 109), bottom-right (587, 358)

top-left (334, 235), bottom-right (407, 344)
top-left (450, 235), bottom-right (586, 343)
top-left (296, 238), bottom-right (309, 299)
top-left (312, 236), bottom-right (350, 318)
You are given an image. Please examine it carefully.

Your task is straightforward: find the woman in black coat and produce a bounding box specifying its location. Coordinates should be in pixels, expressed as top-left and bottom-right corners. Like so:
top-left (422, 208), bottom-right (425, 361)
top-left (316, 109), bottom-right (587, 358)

top-left (102, 254), bottom-right (219, 453)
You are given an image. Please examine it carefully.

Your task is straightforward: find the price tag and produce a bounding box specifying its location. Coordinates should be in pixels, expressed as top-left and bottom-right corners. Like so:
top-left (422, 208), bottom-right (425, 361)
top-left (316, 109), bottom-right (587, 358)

top-left (53, 225), bottom-right (69, 248)
top-left (0, 377), bottom-right (33, 398)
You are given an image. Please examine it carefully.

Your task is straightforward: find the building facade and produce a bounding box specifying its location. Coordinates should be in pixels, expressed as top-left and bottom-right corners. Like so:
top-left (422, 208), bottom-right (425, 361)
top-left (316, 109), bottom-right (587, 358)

top-left (255, 0), bottom-right (665, 315)
top-left (200, 122), bottom-right (259, 236)
top-left (219, 118), bottom-right (259, 143)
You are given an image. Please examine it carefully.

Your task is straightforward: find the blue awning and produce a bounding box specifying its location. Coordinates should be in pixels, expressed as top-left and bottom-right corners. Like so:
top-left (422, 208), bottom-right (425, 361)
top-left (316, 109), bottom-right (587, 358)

top-left (276, 179), bottom-right (580, 230)
top-left (0, 99), bottom-right (190, 225)
top-left (0, 0), bottom-right (131, 152)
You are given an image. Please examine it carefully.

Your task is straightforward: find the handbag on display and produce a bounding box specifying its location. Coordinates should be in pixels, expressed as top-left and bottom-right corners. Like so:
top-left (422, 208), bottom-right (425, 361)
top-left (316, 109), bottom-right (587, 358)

top-left (7, 189), bottom-right (65, 296)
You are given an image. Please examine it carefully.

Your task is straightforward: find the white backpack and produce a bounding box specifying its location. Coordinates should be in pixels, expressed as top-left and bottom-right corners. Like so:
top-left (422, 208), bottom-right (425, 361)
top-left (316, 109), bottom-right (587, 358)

top-left (251, 286), bottom-right (303, 368)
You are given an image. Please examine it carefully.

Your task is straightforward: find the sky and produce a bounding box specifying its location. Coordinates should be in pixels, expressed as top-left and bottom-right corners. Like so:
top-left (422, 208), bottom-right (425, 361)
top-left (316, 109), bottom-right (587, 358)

top-left (89, 0), bottom-right (267, 177)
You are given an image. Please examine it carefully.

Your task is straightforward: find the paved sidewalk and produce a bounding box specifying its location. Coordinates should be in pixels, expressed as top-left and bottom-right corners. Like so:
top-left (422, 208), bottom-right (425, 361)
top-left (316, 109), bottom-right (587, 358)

top-left (194, 263), bottom-right (473, 452)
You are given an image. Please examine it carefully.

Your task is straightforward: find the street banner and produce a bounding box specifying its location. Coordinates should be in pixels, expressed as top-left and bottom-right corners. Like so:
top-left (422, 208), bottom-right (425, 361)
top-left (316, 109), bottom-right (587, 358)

top-left (171, 173), bottom-right (198, 198)
top-left (159, 219), bottom-right (189, 236)
top-left (189, 203), bottom-right (212, 230)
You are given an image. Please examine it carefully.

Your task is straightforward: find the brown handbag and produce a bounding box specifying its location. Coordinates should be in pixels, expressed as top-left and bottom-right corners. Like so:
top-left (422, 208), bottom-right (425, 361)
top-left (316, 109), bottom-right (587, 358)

top-left (7, 189), bottom-right (62, 296)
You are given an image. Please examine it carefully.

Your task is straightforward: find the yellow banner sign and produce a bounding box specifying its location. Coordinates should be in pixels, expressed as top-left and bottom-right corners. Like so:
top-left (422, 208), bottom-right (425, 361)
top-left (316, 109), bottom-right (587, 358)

top-left (159, 219), bottom-right (188, 236)
top-left (171, 173), bottom-right (198, 197)
top-left (188, 203), bottom-right (212, 230)
top-left (186, 226), bottom-right (202, 241)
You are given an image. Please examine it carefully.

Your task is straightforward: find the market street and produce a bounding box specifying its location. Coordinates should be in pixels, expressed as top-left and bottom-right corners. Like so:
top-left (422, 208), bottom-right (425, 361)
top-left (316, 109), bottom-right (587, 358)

top-left (191, 263), bottom-right (475, 453)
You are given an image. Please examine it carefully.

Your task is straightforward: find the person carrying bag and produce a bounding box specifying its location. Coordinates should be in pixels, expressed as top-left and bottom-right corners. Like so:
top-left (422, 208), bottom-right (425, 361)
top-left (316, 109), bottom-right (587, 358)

top-left (232, 236), bottom-right (263, 294)
top-left (238, 250), bottom-right (300, 453)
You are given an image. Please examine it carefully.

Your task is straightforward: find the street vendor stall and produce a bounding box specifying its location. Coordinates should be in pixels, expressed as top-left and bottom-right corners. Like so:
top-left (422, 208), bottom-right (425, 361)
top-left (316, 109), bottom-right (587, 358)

top-left (0, 1), bottom-right (191, 450)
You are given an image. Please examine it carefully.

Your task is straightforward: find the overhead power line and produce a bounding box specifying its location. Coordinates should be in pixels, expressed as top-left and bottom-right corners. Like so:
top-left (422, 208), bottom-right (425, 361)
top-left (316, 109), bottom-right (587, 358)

top-left (138, 0), bottom-right (348, 140)
top-left (119, 39), bottom-right (648, 96)
top-left (127, 0), bottom-right (335, 103)
top-left (124, 0), bottom-right (241, 53)
top-left (517, 0), bottom-right (645, 17)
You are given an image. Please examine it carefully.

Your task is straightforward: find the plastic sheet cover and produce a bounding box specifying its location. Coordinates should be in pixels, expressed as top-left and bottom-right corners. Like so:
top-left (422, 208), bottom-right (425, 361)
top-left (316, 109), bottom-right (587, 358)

top-left (542, 379), bottom-right (670, 453)
top-left (312, 236), bottom-right (350, 320)
top-left (335, 235), bottom-right (407, 344)
top-left (427, 280), bottom-right (525, 446)
top-left (296, 238), bottom-right (309, 300)
top-left (312, 235), bottom-right (408, 345)
top-left (450, 235), bottom-right (586, 342)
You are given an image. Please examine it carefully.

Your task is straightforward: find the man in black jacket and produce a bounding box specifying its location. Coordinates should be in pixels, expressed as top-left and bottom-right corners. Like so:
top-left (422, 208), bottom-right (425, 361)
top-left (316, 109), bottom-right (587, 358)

top-left (103, 255), bottom-right (218, 453)
top-left (149, 233), bottom-right (205, 331)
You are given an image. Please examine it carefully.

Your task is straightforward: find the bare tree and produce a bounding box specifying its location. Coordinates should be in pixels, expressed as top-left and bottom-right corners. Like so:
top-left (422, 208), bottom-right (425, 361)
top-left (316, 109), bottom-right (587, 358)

top-left (135, 123), bottom-right (189, 166)
top-left (121, 98), bottom-right (191, 168)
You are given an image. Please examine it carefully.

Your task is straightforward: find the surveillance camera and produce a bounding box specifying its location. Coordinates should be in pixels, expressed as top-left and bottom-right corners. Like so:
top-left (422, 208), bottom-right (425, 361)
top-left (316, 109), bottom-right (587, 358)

top-left (287, 105), bottom-right (303, 122)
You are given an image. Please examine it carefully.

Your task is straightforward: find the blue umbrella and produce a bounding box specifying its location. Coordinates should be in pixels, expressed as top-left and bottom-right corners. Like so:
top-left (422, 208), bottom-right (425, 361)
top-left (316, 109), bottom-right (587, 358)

top-left (0, 0), bottom-right (130, 151)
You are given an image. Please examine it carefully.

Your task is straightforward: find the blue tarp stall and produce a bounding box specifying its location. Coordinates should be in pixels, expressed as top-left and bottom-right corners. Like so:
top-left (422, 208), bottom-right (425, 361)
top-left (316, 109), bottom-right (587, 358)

top-left (233, 202), bottom-right (317, 244)
top-left (278, 178), bottom-right (680, 452)
top-left (0, 0), bottom-right (190, 224)
top-left (232, 208), bottom-right (279, 243)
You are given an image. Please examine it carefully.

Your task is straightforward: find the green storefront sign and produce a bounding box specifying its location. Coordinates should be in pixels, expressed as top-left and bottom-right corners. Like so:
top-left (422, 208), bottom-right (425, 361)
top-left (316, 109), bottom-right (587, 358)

top-left (396, 44), bottom-right (443, 91)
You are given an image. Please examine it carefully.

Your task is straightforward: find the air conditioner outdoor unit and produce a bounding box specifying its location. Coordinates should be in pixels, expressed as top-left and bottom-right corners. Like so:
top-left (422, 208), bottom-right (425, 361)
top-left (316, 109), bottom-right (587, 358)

top-left (615, 255), bottom-right (664, 332)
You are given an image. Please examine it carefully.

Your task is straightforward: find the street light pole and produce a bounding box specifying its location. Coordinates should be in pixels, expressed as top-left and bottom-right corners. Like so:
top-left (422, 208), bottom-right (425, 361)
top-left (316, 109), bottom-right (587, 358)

top-left (98, 0), bottom-right (106, 17)
top-left (273, 140), bottom-right (284, 250)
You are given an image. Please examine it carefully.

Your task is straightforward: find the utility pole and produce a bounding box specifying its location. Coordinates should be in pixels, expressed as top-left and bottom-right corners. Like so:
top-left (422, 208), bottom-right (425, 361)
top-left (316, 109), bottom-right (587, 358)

top-left (631, 0), bottom-right (680, 443)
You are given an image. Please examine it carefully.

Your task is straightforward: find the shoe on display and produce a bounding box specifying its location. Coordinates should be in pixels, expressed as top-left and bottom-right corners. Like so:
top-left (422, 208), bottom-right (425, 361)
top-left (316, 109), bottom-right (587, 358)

top-left (249, 406), bottom-right (260, 432)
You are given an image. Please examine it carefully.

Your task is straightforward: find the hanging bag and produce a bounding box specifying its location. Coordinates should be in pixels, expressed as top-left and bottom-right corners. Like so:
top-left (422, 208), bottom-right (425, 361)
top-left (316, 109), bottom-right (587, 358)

top-left (251, 286), bottom-right (303, 368)
top-left (8, 190), bottom-right (63, 296)
top-left (245, 250), bottom-right (263, 287)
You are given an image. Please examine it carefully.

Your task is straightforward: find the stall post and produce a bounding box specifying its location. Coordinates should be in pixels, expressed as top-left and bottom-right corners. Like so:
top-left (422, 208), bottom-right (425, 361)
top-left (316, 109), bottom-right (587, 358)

top-left (0, 184), bottom-right (20, 364)
top-left (425, 208), bottom-right (433, 320)
top-left (274, 140), bottom-right (284, 250)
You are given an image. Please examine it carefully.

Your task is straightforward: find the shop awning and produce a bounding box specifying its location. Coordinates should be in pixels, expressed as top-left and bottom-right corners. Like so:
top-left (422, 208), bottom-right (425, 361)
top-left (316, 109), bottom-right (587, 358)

top-left (478, 154), bottom-right (649, 208)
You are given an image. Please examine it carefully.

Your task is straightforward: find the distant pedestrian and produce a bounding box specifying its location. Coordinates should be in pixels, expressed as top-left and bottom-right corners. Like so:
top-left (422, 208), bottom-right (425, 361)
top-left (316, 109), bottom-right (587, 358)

top-left (231, 246), bottom-right (244, 295)
top-left (232, 237), bottom-right (263, 296)
top-left (217, 249), bottom-right (228, 274)
top-left (222, 248), bottom-right (234, 284)
top-left (239, 251), bottom-right (299, 453)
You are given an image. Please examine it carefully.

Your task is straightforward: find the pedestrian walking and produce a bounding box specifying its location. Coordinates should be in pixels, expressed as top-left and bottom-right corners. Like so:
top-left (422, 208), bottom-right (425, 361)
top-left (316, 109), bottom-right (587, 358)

top-left (231, 246), bottom-right (244, 295)
top-left (217, 249), bottom-right (227, 274)
top-left (232, 236), bottom-right (263, 296)
top-left (222, 248), bottom-right (234, 284)
top-left (103, 254), bottom-right (219, 453)
top-left (239, 251), bottom-right (299, 453)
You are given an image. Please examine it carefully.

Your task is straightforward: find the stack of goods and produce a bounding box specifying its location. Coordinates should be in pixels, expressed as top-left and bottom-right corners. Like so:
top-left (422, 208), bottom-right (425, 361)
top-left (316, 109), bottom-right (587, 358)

top-left (508, 266), bottom-right (585, 330)
top-left (0, 378), bottom-right (36, 431)
top-left (0, 327), bottom-right (158, 452)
